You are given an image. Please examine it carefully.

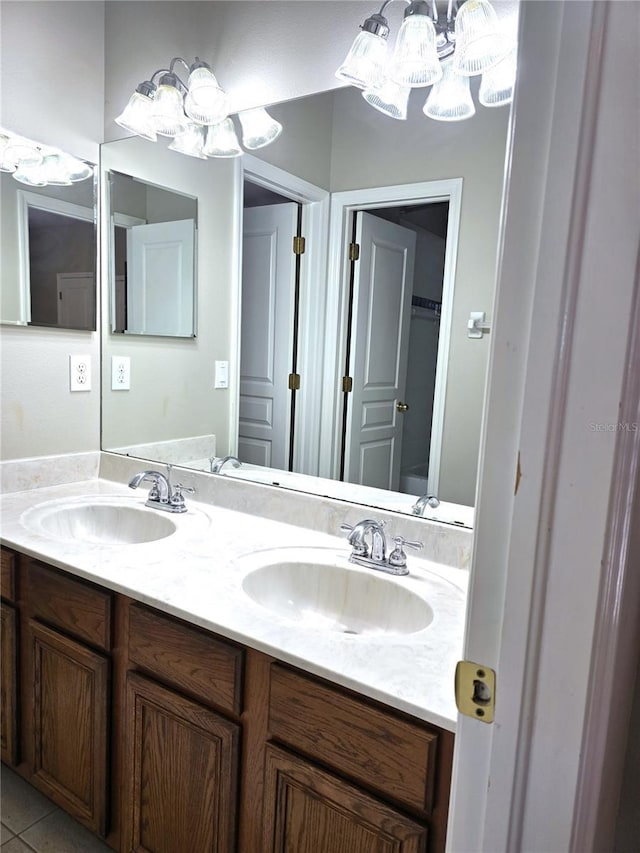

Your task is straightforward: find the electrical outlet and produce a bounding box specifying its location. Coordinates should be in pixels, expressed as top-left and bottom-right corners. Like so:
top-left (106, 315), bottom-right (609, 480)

top-left (69, 355), bottom-right (91, 392)
top-left (111, 356), bottom-right (131, 390)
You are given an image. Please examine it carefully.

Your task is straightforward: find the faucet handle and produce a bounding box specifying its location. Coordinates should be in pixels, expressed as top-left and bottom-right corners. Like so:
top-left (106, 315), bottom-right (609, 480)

top-left (170, 483), bottom-right (195, 511)
top-left (388, 535), bottom-right (423, 569)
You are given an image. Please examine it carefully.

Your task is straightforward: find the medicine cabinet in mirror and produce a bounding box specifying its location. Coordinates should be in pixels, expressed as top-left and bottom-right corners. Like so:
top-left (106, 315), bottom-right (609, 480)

top-left (101, 84), bottom-right (511, 526)
top-left (1, 159), bottom-right (97, 331)
top-left (107, 170), bottom-right (197, 338)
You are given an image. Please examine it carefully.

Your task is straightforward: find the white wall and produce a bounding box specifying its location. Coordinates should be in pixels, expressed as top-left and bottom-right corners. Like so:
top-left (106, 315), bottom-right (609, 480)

top-left (330, 86), bottom-right (509, 505)
top-left (0, 1), bottom-right (105, 461)
top-left (101, 137), bottom-right (237, 452)
top-left (103, 1), bottom-right (374, 142)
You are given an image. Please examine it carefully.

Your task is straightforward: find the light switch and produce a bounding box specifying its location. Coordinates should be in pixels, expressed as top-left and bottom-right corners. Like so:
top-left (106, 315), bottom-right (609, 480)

top-left (215, 360), bottom-right (229, 389)
top-left (111, 356), bottom-right (131, 390)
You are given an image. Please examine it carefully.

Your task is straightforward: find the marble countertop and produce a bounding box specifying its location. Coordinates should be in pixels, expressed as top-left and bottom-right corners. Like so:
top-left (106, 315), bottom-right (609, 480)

top-left (0, 478), bottom-right (468, 731)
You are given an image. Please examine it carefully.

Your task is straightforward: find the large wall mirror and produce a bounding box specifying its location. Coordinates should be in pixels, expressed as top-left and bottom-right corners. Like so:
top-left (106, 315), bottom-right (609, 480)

top-left (101, 83), bottom-right (511, 527)
top-left (0, 137), bottom-right (96, 331)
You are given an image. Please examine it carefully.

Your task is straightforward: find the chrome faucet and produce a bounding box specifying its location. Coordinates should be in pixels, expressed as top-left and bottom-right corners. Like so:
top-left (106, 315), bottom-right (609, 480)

top-left (128, 469), bottom-right (194, 513)
top-left (340, 519), bottom-right (422, 576)
top-left (210, 455), bottom-right (242, 474)
top-left (341, 519), bottom-right (387, 561)
top-left (411, 493), bottom-right (440, 516)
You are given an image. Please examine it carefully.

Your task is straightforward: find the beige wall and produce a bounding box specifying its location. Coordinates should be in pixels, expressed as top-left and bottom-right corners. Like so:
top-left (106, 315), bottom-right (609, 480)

top-left (0, 1), bottom-right (105, 461)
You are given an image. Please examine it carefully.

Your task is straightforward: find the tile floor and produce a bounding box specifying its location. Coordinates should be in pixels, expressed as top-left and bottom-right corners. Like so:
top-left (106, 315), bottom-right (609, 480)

top-left (1, 765), bottom-right (111, 852)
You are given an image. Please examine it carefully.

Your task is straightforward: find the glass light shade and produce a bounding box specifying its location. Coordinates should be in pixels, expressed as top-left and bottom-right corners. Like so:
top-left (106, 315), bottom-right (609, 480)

top-left (335, 30), bottom-right (388, 90)
top-left (363, 78), bottom-right (411, 120)
top-left (238, 108), bottom-right (282, 150)
top-left (169, 122), bottom-right (207, 158)
top-left (423, 62), bottom-right (475, 121)
top-left (203, 118), bottom-right (242, 158)
top-left (184, 66), bottom-right (228, 125)
top-left (41, 154), bottom-right (72, 185)
top-left (115, 91), bottom-right (158, 141)
top-left (150, 83), bottom-right (188, 137)
top-left (13, 162), bottom-right (47, 186)
top-left (453, 0), bottom-right (513, 76)
top-left (0, 134), bottom-right (15, 172)
top-left (61, 156), bottom-right (94, 182)
top-left (388, 15), bottom-right (442, 88)
top-left (479, 48), bottom-right (517, 107)
top-left (3, 138), bottom-right (42, 168)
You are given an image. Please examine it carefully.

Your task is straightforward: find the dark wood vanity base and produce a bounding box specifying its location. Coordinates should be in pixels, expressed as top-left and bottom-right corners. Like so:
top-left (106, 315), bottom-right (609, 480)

top-left (0, 545), bottom-right (454, 852)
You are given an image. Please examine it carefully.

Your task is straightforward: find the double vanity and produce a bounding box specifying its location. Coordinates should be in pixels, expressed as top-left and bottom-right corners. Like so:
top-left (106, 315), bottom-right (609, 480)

top-left (0, 454), bottom-right (469, 852)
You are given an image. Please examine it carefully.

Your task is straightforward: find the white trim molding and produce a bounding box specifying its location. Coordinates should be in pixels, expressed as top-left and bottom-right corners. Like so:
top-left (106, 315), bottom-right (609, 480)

top-left (450, 0), bottom-right (640, 849)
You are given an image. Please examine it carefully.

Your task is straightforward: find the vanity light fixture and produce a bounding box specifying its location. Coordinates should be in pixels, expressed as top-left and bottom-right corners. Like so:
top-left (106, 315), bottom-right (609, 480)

top-left (0, 129), bottom-right (93, 185)
top-left (116, 57), bottom-right (283, 159)
top-left (336, 0), bottom-right (517, 122)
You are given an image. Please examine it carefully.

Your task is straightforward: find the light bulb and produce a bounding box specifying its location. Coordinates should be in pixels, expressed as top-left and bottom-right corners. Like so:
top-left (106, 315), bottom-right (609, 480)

top-left (203, 118), bottom-right (243, 158)
top-left (184, 63), bottom-right (228, 125)
top-left (238, 108), bottom-right (282, 150)
top-left (423, 62), bottom-right (475, 121)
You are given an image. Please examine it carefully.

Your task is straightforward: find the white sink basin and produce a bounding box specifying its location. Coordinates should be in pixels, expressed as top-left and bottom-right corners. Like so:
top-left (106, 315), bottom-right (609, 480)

top-left (22, 498), bottom-right (177, 545)
top-left (241, 550), bottom-right (433, 636)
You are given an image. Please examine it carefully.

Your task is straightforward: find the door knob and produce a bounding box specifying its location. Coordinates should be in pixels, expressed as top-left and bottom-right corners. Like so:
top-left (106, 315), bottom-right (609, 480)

top-left (396, 401), bottom-right (410, 413)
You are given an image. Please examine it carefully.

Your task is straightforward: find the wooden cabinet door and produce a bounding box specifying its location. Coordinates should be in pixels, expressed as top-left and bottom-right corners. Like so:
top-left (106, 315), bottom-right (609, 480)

top-left (28, 619), bottom-right (109, 835)
top-left (1, 602), bottom-right (18, 765)
top-left (123, 672), bottom-right (239, 853)
top-left (263, 744), bottom-right (428, 853)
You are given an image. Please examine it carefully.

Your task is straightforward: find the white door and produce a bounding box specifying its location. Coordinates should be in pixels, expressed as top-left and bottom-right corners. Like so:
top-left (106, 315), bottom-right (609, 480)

top-left (126, 219), bottom-right (195, 336)
top-left (239, 203), bottom-right (298, 469)
top-left (344, 212), bottom-right (416, 490)
top-left (56, 272), bottom-right (95, 330)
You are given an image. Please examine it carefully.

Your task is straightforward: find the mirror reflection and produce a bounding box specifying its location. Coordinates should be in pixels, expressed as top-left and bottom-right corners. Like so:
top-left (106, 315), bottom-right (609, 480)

top-left (101, 84), bottom-right (510, 526)
top-left (1, 164), bottom-right (96, 331)
top-left (108, 170), bottom-right (197, 337)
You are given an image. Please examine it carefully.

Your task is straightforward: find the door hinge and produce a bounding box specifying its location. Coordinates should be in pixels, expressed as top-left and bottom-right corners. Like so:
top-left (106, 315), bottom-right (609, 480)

top-left (342, 376), bottom-right (353, 393)
top-left (293, 236), bottom-right (306, 256)
top-left (348, 242), bottom-right (360, 262)
top-left (288, 373), bottom-right (301, 391)
top-left (455, 660), bottom-right (496, 723)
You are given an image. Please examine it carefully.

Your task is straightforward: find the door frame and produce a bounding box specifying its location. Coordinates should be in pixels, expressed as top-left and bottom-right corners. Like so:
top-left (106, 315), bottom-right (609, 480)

top-left (449, 1), bottom-right (640, 849)
top-left (232, 155), bottom-right (330, 474)
top-left (322, 179), bottom-right (462, 489)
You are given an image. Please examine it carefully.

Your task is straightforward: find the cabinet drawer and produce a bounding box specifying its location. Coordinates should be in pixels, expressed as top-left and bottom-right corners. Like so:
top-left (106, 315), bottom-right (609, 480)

top-left (269, 664), bottom-right (439, 814)
top-left (1, 548), bottom-right (16, 602)
top-left (128, 604), bottom-right (243, 716)
top-left (27, 561), bottom-right (112, 651)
